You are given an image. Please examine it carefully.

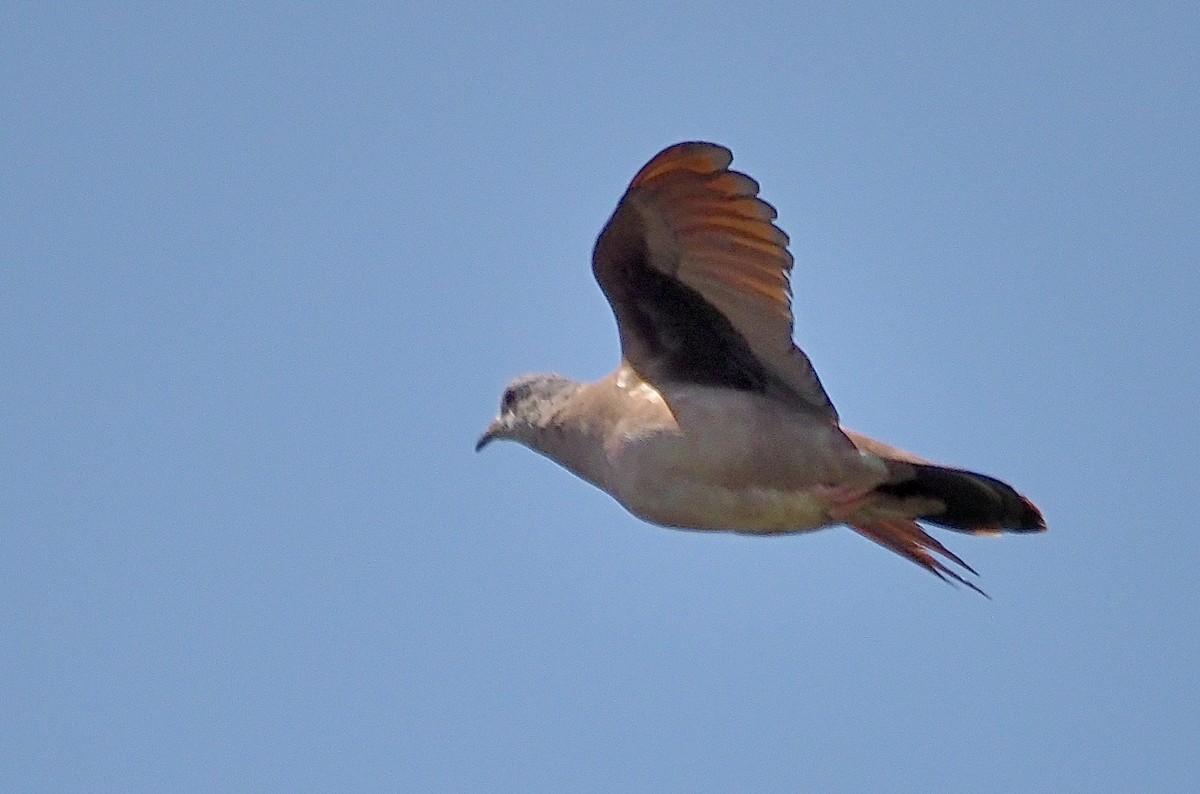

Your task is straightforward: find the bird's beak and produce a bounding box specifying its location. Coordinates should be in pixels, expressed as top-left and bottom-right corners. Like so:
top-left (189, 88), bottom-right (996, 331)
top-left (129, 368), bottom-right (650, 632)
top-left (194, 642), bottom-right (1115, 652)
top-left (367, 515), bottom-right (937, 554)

top-left (475, 418), bottom-right (503, 452)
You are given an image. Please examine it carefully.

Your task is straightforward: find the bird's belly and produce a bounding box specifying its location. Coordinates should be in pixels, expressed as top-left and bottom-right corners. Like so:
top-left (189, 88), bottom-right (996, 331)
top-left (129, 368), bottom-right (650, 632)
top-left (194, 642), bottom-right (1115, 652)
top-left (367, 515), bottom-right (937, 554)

top-left (619, 478), bottom-right (834, 534)
top-left (607, 433), bottom-right (840, 533)
top-left (600, 385), bottom-right (885, 533)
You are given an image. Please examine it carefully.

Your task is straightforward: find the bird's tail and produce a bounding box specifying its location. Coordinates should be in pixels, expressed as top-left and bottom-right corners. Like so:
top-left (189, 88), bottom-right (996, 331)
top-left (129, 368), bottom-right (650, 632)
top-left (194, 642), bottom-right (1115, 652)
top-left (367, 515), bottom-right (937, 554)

top-left (850, 518), bottom-right (989, 596)
top-left (852, 463), bottom-right (1045, 596)
top-left (874, 463), bottom-right (1046, 534)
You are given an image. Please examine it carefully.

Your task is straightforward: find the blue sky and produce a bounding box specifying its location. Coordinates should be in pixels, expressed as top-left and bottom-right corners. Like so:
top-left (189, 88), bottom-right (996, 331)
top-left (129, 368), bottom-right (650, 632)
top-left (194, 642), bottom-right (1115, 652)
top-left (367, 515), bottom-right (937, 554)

top-left (4, 3), bottom-right (1198, 791)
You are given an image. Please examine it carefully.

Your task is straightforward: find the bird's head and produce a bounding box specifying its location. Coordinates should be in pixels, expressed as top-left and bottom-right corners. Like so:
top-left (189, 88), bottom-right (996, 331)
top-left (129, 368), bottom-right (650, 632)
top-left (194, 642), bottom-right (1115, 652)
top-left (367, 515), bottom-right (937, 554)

top-left (475, 374), bottom-right (581, 452)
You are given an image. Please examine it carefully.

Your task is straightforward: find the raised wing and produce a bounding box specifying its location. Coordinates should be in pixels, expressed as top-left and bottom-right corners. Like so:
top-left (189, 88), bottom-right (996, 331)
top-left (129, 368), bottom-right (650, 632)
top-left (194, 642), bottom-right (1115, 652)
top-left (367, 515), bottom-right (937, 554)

top-left (592, 142), bottom-right (837, 420)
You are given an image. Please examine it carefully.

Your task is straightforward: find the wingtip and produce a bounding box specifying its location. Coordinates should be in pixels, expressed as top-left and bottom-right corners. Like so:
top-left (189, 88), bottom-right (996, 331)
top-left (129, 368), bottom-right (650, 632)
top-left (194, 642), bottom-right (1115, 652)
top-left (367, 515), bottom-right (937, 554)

top-left (660, 140), bottom-right (732, 161)
top-left (629, 141), bottom-right (733, 188)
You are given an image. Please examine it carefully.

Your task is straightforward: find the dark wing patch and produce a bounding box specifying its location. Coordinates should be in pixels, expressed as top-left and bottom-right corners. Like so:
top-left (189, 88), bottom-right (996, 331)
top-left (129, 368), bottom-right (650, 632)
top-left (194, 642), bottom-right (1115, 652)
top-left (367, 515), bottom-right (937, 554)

top-left (622, 242), bottom-right (771, 392)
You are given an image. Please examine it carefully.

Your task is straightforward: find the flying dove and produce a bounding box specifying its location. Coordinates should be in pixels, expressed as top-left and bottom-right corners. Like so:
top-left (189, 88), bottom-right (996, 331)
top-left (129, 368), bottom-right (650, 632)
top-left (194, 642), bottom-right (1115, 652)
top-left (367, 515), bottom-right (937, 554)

top-left (477, 142), bottom-right (1044, 594)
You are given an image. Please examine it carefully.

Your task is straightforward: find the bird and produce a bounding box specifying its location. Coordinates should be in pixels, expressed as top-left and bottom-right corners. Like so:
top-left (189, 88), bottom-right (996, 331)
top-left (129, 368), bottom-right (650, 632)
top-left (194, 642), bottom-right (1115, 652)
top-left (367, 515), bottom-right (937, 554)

top-left (476, 142), bottom-right (1044, 594)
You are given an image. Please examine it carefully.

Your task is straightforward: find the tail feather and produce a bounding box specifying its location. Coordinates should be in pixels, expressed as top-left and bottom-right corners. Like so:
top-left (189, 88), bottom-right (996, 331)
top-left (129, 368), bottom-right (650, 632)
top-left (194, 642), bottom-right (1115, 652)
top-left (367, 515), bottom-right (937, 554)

top-left (839, 442), bottom-right (1045, 593)
top-left (875, 463), bottom-right (1046, 534)
top-left (851, 519), bottom-right (989, 597)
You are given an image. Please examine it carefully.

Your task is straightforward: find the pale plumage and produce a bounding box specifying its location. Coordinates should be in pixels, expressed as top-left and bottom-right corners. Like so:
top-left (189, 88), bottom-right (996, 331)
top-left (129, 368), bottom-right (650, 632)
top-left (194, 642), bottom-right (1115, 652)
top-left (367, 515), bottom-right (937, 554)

top-left (478, 142), bottom-right (1044, 594)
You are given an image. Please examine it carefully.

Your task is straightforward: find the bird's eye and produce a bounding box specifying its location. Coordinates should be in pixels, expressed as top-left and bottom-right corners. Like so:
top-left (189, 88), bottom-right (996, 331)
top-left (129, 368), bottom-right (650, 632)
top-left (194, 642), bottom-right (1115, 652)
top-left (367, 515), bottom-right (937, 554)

top-left (500, 387), bottom-right (517, 411)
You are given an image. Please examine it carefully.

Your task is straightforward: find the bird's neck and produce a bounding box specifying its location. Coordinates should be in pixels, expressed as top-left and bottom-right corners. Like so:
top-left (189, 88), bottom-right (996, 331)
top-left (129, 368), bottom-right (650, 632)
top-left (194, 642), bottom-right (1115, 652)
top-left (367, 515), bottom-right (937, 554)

top-left (521, 381), bottom-right (623, 491)
top-left (524, 416), bottom-right (612, 491)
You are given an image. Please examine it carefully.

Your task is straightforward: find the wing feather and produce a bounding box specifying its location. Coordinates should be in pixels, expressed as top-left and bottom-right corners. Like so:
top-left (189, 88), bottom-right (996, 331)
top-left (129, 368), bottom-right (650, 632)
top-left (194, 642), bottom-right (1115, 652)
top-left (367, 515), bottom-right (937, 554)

top-left (592, 141), bottom-right (836, 419)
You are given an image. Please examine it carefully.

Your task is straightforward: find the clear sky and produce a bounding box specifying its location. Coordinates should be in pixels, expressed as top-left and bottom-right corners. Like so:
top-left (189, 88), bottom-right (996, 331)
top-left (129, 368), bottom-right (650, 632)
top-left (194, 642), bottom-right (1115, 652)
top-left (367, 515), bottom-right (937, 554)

top-left (4, 3), bottom-right (1198, 791)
